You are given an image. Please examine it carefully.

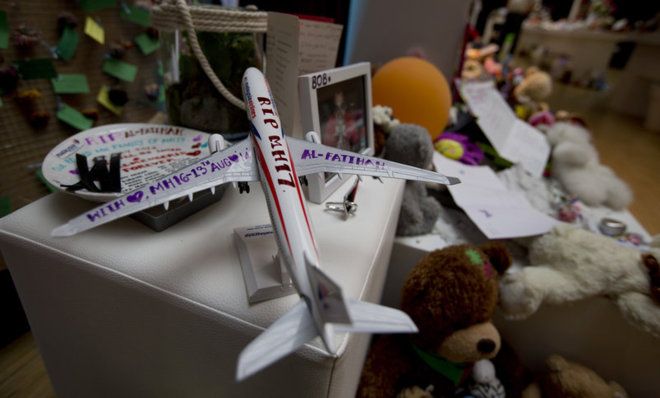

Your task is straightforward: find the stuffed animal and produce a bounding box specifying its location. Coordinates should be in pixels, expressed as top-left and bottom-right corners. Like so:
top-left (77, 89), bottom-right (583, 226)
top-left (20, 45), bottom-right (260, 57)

top-left (372, 105), bottom-right (400, 156)
top-left (540, 355), bottom-right (628, 398)
top-left (499, 223), bottom-right (660, 336)
top-left (357, 243), bottom-right (513, 397)
top-left (462, 59), bottom-right (486, 81)
top-left (384, 124), bottom-right (441, 236)
top-left (546, 122), bottom-right (632, 210)
top-left (513, 67), bottom-right (552, 116)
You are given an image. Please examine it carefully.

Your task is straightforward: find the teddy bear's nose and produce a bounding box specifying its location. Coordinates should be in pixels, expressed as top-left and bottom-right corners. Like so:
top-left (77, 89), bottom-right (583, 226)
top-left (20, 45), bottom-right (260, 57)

top-left (477, 339), bottom-right (496, 354)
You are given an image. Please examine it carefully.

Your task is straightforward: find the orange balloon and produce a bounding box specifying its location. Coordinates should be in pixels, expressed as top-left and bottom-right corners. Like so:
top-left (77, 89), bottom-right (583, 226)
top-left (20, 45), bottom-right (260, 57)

top-left (372, 57), bottom-right (452, 139)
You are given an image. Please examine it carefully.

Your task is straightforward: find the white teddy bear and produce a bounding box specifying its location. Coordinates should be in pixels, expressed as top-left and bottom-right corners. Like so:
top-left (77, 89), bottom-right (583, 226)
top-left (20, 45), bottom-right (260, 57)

top-left (546, 122), bottom-right (632, 210)
top-left (499, 223), bottom-right (660, 336)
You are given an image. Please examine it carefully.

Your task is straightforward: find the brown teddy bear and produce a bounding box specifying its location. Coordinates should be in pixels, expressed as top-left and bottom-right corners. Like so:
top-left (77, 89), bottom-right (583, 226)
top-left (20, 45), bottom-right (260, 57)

top-left (357, 243), bottom-right (513, 398)
top-left (540, 355), bottom-right (628, 398)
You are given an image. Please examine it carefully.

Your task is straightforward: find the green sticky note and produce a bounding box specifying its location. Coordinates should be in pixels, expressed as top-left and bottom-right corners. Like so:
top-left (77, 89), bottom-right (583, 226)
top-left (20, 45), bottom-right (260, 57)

top-left (80, 0), bottom-right (117, 12)
top-left (157, 61), bottom-right (163, 78)
top-left (56, 26), bottom-right (79, 61)
top-left (157, 84), bottom-right (165, 104)
top-left (0, 11), bottom-right (8, 49)
top-left (52, 74), bottom-right (90, 94)
top-left (134, 33), bottom-right (160, 55)
top-left (15, 58), bottom-right (57, 80)
top-left (57, 104), bottom-right (93, 131)
top-left (121, 4), bottom-right (151, 27)
top-left (0, 196), bottom-right (10, 217)
top-left (102, 58), bottom-right (138, 82)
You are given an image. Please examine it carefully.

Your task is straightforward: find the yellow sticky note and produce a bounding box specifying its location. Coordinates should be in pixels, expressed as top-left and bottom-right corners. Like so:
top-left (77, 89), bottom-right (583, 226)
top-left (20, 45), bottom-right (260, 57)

top-left (84, 16), bottom-right (105, 44)
top-left (97, 85), bottom-right (123, 115)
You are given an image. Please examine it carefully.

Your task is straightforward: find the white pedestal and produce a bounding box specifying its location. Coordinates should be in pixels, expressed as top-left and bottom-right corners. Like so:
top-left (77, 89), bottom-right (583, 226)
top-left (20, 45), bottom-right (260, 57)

top-left (0, 178), bottom-right (404, 397)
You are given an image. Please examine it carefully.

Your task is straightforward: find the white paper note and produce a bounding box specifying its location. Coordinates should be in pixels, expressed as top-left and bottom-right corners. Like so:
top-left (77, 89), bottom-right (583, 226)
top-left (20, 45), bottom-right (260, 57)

top-left (434, 153), bottom-right (557, 239)
top-left (460, 81), bottom-right (550, 177)
top-left (266, 13), bottom-right (343, 138)
top-left (500, 120), bottom-right (551, 178)
top-left (266, 12), bottom-right (301, 136)
top-left (298, 19), bottom-right (343, 75)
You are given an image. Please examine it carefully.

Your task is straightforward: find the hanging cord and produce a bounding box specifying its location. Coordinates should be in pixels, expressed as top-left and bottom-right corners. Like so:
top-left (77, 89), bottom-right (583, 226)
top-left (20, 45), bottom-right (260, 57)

top-left (156, 0), bottom-right (267, 110)
top-left (175, 0), bottom-right (243, 109)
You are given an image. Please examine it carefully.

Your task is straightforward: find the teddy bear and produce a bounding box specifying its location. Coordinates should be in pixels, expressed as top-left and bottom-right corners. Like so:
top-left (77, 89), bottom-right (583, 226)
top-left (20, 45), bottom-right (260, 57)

top-left (513, 67), bottom-right (552, 117)
top-left (540, 355), bottom-right (628, 398)
top-left (357, 243), bottom-right (515, 397)
top-left (384, 123), bottom-right (442, 236)
top-left (499, 223), bottom-right (660, 336)
top-left (545, 122), bottom-right (632, 210)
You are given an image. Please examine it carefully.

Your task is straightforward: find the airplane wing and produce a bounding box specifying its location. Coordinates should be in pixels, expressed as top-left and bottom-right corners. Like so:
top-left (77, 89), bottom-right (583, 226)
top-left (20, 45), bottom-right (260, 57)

top-left (52, 138), bottom-right (259, 237)
top-left (287, 137), bottom-right (460, 186)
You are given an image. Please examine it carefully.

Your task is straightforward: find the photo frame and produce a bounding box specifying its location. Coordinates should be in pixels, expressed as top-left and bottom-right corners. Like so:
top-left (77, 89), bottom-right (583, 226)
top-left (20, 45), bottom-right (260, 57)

top-left (298, 62), bottom-right (374, 203)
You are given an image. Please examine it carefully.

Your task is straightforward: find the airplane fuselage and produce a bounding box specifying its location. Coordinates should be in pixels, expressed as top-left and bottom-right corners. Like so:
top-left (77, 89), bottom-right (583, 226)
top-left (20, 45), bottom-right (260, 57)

top-left (242, 68), bottom-right (329, 341)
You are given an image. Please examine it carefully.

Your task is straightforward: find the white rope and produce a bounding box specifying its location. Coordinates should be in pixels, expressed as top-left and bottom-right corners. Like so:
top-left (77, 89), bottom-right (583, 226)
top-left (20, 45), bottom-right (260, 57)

top-left (160, 0), bottom-right (268, 110)
top-left (152, 3), bottom-right (268, 33)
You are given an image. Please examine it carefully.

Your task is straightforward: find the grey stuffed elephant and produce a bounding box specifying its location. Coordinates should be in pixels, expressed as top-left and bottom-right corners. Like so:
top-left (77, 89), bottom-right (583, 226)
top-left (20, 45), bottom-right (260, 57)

top-left (384, 124), bottom-right (442, 236)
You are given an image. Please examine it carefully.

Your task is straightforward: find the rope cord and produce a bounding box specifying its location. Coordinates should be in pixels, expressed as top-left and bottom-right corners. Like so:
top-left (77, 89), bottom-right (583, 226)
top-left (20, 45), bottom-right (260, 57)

top-left (155, 1), bottom-right (268, 110)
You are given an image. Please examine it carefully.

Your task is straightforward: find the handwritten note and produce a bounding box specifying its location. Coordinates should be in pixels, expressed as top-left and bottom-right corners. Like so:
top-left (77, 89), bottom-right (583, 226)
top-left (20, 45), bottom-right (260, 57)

top-left (298, 18), bottom-right (343, 75)
top-left (266, 12), bottom-right (302, 136)
top-left (266, 13), bottom-right (343, 138)
top-left (460, 81), bottom-right (550, 177)
top-left (434, 153), bottom-right (556, 239)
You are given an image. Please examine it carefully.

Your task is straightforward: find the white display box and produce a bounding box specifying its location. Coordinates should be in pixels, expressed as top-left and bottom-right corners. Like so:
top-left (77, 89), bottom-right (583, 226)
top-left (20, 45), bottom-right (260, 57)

top-left (0, 178), bottom-right (404, 397)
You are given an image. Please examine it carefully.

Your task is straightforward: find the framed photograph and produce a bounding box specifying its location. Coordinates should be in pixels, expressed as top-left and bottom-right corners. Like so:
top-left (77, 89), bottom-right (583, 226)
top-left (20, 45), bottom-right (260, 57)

top-left (298, 62), bottom-right (374, 203)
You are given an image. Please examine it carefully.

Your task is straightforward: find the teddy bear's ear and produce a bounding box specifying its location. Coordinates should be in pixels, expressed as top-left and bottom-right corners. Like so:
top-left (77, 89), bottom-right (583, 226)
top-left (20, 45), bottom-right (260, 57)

top-left (479, 242), bottom-right (511, 275)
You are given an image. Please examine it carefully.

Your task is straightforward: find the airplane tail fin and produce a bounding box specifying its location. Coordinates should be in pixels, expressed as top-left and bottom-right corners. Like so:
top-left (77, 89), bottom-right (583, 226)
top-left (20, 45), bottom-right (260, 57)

top-left (236, 260), bottom-right (418, 381)
top-left (306, 260), bottom-right (352, 325)
top-left (236, 301), bottom-right (317, 381)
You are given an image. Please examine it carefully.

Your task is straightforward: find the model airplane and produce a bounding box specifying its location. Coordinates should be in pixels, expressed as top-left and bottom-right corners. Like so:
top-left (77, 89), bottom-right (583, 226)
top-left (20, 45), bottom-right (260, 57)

top-left (52, 68), bottom-right (461, 381)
